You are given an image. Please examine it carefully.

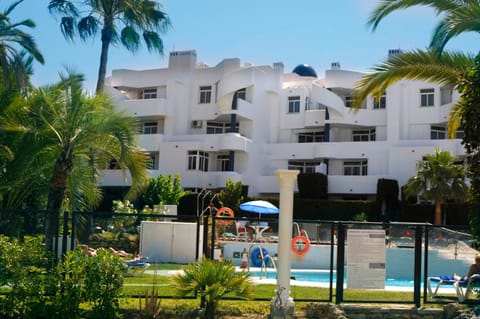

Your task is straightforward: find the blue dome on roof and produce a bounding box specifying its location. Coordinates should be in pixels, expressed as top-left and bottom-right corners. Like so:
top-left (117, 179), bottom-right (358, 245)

top-left (292, 64), bottom-right (317, 78)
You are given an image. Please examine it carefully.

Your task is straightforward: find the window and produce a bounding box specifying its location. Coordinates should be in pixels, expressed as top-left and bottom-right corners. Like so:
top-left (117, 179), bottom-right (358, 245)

top-left (431, 126), bottom-right (465, 139)
top-left (216, 154), bottom-right (230, 171)
top-left (142, 121), bottom-right (158, 134)
top-left (352, 129), bottom-right (376, 141)
top-left (298, 131), bottom-right (325, 143)
top-left (199, 86), bottom-right (212, 104)
top-left (345, 96), bottom-right (353, 108)
top-left (147, 152), bottom-right (159, 170)
top-left (142, 88), bottom-right (157, 99)
top-left (237, 88), bottom-right (246, 100)
top-left (440, 86), bottom-right (453, 105)
top-left (288, 160), bottom-right (322, 173)
top-left (206, 121), bottom-right (238, 134)
top-left (343, 160), bottom-right (368, 176)
top-left (420, 88), bottom-right (435, 107)
top-left (430, 126), bottom-right (446, 140)
top-left (187, 150), bottom-right (209, 171)
top-left (373, 92), bottom-right (386, 109)
top-left (288, 96), bottom-right (301, 113)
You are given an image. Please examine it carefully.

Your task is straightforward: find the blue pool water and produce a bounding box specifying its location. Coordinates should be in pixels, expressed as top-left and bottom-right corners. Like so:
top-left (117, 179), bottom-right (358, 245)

top-left (248, 269), bottom-right (416, 288)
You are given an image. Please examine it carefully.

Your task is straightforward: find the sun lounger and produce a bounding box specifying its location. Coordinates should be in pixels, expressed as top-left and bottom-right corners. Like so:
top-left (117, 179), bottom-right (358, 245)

top-left (427, 274), bottom-right (480, 302)
top-left (125, 259), bottom-right (151, 277)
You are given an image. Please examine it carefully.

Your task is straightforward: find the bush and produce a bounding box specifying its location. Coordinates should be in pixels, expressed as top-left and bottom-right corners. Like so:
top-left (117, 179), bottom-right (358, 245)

top-left (0, 235), bottom-right (126, 319)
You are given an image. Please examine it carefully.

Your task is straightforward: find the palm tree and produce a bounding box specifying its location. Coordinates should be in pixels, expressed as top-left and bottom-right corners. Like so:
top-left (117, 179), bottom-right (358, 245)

top-left (0, 71), bottom-right (149, 251)
top-left (355, 0), bottom-right (480, 231)
top-left (48, 0), bottom-right (171, 94)
top-left (353, 48), bottom-right (474, 132)
top-left (404, 148), bottom-right (467, 225)
top-left (0, 0), bottom-right (44, 93)
top-left (172, 257), bottom-right (253, 319)
top-left (368, 0), bottom-right (480, 55)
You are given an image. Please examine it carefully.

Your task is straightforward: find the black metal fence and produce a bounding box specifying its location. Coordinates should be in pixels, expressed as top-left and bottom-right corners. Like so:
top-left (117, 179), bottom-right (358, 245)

top-left (1, 209), bottom-right (478, 305)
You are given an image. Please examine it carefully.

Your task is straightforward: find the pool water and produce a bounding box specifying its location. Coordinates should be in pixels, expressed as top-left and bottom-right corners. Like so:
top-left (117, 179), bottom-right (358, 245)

top-left (247, 269), bottom-right (416, 288)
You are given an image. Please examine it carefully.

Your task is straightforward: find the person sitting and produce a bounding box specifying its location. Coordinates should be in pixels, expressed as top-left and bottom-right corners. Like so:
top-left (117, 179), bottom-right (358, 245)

top-left (237, 218), bottom-right (254, 241)
top-left (208, 203), bottom-right (218, 217)
top-left (453, 253), bottom-right (480, 281)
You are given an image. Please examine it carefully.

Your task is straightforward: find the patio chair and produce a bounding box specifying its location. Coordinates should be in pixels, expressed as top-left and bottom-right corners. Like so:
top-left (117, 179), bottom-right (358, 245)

top-left (427, 274), bottom-right (480, 302)
top-left (236, 220), bottom-right (251, 241)
top-left (125, 258), bottom-right (151, 277)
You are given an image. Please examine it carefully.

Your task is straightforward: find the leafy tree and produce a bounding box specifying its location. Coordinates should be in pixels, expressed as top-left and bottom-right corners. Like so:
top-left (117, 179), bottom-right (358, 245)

top-left (368, 0), bottom-right (480, 55)
top-left (0, 0), bottom-right (44, 93)
top-left (172, 256), bottom-right (253, 319)
top-left (404, 148), bottom-right (467, 225)
top-left (142, 173), bottom-right (189, 207)
top-left (0, 71), bottom-right (148, 251)
top-left (354, 0), bottom-right (480, 231)
top-left (219, 179), bottom-right (244, 213)
top-left (48, 0), bottom-right (171, 94)
top-left (456, 54), bottom-right (480, 234)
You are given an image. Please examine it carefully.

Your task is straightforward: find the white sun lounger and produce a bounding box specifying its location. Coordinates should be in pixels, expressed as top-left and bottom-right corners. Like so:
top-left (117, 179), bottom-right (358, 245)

top-left (427, 274), bottom-right (480, 302)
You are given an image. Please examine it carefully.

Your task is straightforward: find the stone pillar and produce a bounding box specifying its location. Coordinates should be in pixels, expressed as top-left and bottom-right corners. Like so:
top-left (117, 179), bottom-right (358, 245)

top-left (270, 169), bottom-right (299, 319)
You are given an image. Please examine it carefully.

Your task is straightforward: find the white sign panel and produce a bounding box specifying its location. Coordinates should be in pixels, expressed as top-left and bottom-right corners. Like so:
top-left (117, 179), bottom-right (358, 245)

top-left (346, 229), bottom-right (386, 289)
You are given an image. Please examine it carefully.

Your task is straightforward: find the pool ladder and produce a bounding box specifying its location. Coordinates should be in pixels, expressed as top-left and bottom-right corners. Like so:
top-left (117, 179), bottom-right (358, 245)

top-left (247, 244), bottom-right (277, 279)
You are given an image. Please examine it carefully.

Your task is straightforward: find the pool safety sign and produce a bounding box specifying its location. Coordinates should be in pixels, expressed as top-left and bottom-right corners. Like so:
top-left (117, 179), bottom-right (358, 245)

top-left (346, 229), bottom-right (386, 289)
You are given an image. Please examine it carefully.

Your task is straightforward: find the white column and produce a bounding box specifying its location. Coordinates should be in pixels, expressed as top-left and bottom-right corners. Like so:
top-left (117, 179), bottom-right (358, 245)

top-left (271, 169), bottom-right (299, 319)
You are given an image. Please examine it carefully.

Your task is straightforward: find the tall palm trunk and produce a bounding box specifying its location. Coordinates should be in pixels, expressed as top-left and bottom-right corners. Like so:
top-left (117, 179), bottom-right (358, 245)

top-left (45, 152), bottom-right (72, 252)
top-left (434, 198), bottom-right (442, 225)
top-left (96, 26), bottom-right (112, 94)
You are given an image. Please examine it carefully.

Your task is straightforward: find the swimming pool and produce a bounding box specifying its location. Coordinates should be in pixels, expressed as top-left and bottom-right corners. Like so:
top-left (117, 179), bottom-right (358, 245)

top-left (246, 268), bottom-right (418, 288)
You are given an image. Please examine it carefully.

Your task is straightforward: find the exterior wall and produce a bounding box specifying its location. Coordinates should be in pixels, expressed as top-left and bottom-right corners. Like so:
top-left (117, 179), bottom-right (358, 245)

top-left (103, 49), bottom-right (465, 199)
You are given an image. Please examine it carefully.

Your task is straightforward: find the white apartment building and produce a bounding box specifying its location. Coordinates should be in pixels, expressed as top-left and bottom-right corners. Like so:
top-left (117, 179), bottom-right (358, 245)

top-left (102, 49), bottom-right (464, 199)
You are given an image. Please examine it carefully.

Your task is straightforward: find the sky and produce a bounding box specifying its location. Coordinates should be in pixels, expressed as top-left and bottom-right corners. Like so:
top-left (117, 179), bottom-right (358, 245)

top-left (10, 0), bottom-right (480, 92)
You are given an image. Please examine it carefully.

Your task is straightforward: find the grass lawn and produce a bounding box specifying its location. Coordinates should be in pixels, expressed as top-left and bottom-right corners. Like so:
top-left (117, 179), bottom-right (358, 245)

top-left (119, 263), bottom-right (445, 317)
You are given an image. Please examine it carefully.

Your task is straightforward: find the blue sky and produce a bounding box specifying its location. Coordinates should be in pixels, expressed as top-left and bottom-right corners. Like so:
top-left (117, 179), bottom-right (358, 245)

top-left (11, 0), bottom-right (479, 92)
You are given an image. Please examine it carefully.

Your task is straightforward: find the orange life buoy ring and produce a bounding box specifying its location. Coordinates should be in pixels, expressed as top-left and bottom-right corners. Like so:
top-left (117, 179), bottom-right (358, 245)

top-left (216, 207), bottom-right (235, 226)
top-left (291, 235), bottom-right (310, 255)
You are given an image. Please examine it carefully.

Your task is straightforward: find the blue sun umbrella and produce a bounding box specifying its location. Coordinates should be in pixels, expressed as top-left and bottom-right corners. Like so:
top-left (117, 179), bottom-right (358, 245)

top-left (239, 200), bottom-right (279, 218)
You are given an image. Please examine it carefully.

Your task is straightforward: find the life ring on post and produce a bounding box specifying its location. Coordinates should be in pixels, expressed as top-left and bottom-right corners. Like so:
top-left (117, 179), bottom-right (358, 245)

top-left (291, 235), bottom-right (310, 255)
top-left (216, 207), bottom-right (235, 226)
top-left (250, 247), bottom-right (269, 267)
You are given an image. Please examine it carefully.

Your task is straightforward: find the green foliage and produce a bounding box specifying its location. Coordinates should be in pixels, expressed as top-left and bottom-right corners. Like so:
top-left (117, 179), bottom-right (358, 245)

top-left (172, 256), bottom-right (253, 319)
top-left (219, 179), bottom-right (244, 213)
top-left (352, 212), bottom-right (368, 221)
top-left (48, 0), bottom-right (172, 93)
top-left (297, 173), bottom-right (328, 199)
top-left (457, 54), bottom-right (480, 238)
top-left (83, 249), bottom-right (126, 319)
top-left (404, 148), bottom-right (468, 224)
top-left (0, 235), bottom-right (54, 319)
top-left (0, 236), bottom-right (127, 319)
top-left (138, 287), bottom-right (162, 319)
top-left (142, 173), bottom-right (189, 206)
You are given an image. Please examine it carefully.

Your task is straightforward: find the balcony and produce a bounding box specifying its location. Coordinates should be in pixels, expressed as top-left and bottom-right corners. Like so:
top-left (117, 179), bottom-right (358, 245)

top-left (181, 170), bottom-right (243, 189)
top-left (138, 134), bottom-right (163, 150)
top-left (304, 109), bottom-right (325, 127)
top-left (327, 175), bottom-right (380, 194)
top-left (217, 68), bottom-right (254, 107)
top-left (98, 170), bottom-right (132, 186)
top-left (217, 98), bottom-right (255, 121)
top-left (116, 98), bottom-right (167, 117)
top-left (202, 133), bottom-right (252, 152)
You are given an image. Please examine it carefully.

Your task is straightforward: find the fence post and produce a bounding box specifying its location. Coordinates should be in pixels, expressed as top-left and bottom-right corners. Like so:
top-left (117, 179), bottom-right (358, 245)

top-left (70, 212), bottom-right (76, 251)
top-left (423, 225), bottom-right (430, 304)
top-left (335, 223), bottom-right (346, 304)
top-left (413, 225), bottom-right (423, 307)
top-left (61, 211), bottom-right (69, 260)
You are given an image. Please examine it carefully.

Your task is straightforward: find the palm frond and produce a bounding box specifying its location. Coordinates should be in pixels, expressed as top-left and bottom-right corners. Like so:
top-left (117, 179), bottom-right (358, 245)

top-left (353, 49), bottom-right (473, 108)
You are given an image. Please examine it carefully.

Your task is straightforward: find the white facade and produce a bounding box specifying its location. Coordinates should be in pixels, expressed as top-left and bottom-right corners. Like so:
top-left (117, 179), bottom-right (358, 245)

top-left (102, 49), bottom-right (464, 199)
